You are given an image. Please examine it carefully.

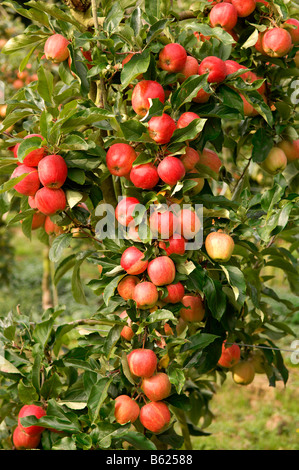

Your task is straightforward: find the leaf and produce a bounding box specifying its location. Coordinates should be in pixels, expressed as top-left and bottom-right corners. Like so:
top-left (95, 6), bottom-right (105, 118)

top-left (54, 254), bottom-right (77, 286)
top-left (220, 265), bottom-right (246, 304)
top-left (168, 365), bottom-right (185, 394)
top-left (119, 120), bottom-right (149, 142)
top-left (37, 65), bottom-right (54, 104)
top-left (181, 332), bottom-right (219, 353)
top-left (120, 431), bottom-right (157, 450)
top-left (87, 377), bottom-right (113, 424)
top-left (103, 274), bottom-right (125, 306)
top-left (252, 129), bottom-right (274, 163)
top-left (18, 380), bottom-right (39, 404)
top-left (146, 309), bottom-right (176, 323)
top-left (33, 318), bottom-right (54, 348)
top-left (121, 49), bottom-right (151, 90)
top-left (103, 325), bottom-right (123, 359)
top-left (170, 118), bottom-right (207, 143)
top-left (49, 233), bottom-right (73, 262)
top-left (171, 75), bottom-right (209, 111)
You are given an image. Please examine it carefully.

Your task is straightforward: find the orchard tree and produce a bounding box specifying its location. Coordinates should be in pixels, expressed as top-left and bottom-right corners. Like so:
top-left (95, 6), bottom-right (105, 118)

top-left (0, 0), bottom-right (298, 451)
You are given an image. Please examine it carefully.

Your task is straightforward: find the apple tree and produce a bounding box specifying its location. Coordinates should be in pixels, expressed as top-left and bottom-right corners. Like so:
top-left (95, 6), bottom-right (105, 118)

top-left (0, 0), bottom-right (298, 451)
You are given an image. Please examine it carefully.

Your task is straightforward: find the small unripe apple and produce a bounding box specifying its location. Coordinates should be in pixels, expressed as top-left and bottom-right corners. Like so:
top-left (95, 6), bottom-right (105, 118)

top-left (180, 295), bottom-right (205, 322)
top-left (210, 2), bottom-right (238, 30)
top-left (11, 164), bottom-right (40, 196)
top-left (44, 33), bottom-right (70, 63)
top-left (158, 43), bottom-right (187, 73)
top-left (161, 282), bottom-right (185, 304)
top-left (147, 256), bottom-right (176, 286)
top-left (130, 163), bottom-right (159, 189)
top-left (157, 156), bottom-right (186, 186)
top-left (114, 395), bottom-right (140, 424)
top-left (177, 112), bottom-right (200, 129)
top-left (106, 143), bottom-right (137, 177)
top-left (218, 341), bottom-right (241, 368)
top-left (115, 196), bottom-right (141, 227)
top-left (231, 0), bottom-right (256, 17)
top-left (38, 154), bottom-right (68, 188)
top-left (261, 147), bottom-right (287, 175)
top-left (141, 373), bottom-right (172, 402)
top-left (120, 246), bottom-right (148, 275)
top-left (18, 404), bottom-right (46, 436)
top-left (177, 209), bottom-right (201, 240)
top-left (149, 209), bottom-right (179, 238)
top-left (139, 401), bottom-right (171, 433)
top-left (159, 235), bottom-right (186, 256)
top-left (117, 275), bottom-right (140, 300)
top-left (186, 169), bottom-right (205, 195)
top-left (127, 348), bottom-right (157, 378)
top-left (133, 281), bottom-right (159, 309)
top-left (198, 56), bottom-right (227, 83)
top-left (13, 426), bottom-right (41, 450)
top-left (262, 28), bottom-right (293, 57)
top-left (35, 187), bottom-right (67, 215)
top-left (232, 360), bottom-right (255, 385)
top-left (131, 80), bottom-right (165, 117)
top-left (13, 134), bottom-right (45, 167)
top-left (180, 147), bottom-right (200, 171)
top-left (148, 114), bottom-right (176, 145)
top-left (205, 230), bottom-right (235, 262)
top-left (277, 139), bottom-right (299, 162)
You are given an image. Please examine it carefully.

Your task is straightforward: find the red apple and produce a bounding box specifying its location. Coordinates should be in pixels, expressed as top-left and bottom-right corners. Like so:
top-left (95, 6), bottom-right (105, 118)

top-left (158, 43), bottom-right (187, 73)
top-left (147, 256), bottom-right (176, 286)
top-left (180, 295), bottom-right (205, 322)
top-left (44, 33), bottom-right (70, 63)
top-left (178, 56), bottom-right (199, 82)
top-left (177, 209), bottom-right (201, 239)
top-left (205, 230), bottom-right (235, 262)
top-left (180, 147), bottom-right (200, 171)
top-left (38, 154), bottom-right (68, 188)
top-left (141, 373), bottom-right (171, 402)
top-left (44, 216), bottom-right (64, 236)
top-left (35, 187), bottom-right (66, 215)
top-left (131, 80), bottom-right (165, 117)
top-left (186, 169), bottom-right (205, 195)
top-left (277, 139), bottom-right (299, 162)
top-left (159, 235), bottom-right (186, 256)
top-left (127, 348), bottom-right (157, 378)
top-left (262, 28), bottom-right (293, 57)
top-left (240, 94), bottom-right (259, 116)
top-left (218, 341), bottom-right (241, 368)
top-left (13, 426), bottom-right (41, 450)
top-left (119, 310), bottom-right (134, 341)
top-left (199, 148), bottom-right (222, 173)
top-left (261, 147), bottom-right (287, 174)
top-left (18, 404), bottom-right (46, 436)
top-left (139, 401), bottom-right (171, 433)
top-left (161, 282), bottom-right (185, 304)
top-left (130, 163), bottom-right (159, 189)
top-left (198, 56), bottom-right (227, 83)
top-left (117, 275), bottom-right (140, 300)
top-left (157, 156), bottom-right (186, 186)
top-left (255, 31), bottom-right (267, 54)
top-left (13, 134), bottom-right (45, 167)
top-left (31, 212), bottom-right (46, 230)
top-left (114, 395), bottom-right (140, 424)
top-left (106, 143), bottom-right (137, 177)
top-left (133, 281), bottom-right (159, 309)
top-left (192, 88), bottom-right (211, 103)
top-left (210, 2), bottom-right (238, 30)
top-left (149, 209), bottom-right (179, 238)
top-left (120, 246), bottom-right (148, 275)
top-left (148, 114), bottom-right (176, 145)
top-left (115, 196), bottom-right (141, 227)
top-left (284, 18), bottom-right (299, 45)
top-left (231, 0), bottom-right (256, 17)
top-left (11, 164), bottom-right (40, 197)
top-left (177, 112), bottom-right (200, 129)
top-left (28, 195), bottom-right (37, 209)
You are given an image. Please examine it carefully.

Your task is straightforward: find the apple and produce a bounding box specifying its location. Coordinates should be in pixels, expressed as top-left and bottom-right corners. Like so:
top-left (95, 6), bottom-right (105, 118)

top-left (225, 60), bottom-right (265, 95)
top-left (157, 156), bottom-right (186, 186)
top-left (177, 112), bottom-right (200, 129)
top-left (106, 143), bottom-right (137, 177)
top-left (209, 2), bottom-right (238, 30)
top-left (120, 246), bottom-right (148, 275)
top-left (141, 373), bottom-right (171, 402)
top-left (161, 282), bottom-right (185, 304)
top-left (35, 187), bottom-right (67, 215)
top-left (177, 208), bottom-right (201, 239)
top-left (18, 404), bottom-right (46, 436)
top-left (119, 310), bottom-right (134, 341)
top-left (37, 154), bottom-right (68, 189)
top-left (262, 28), bottom-right (293, 57)
top-left (249, 350), bottom-right (266, 374)
top-left (180, 147), bottom-right (200, 171)
top-left (28, 195), bottom-right (37, 209)
top-left (115, 196), bottom-right (141, 227)
top-left (114, 395), bottom-right (140, 424)
top-left (277, 139), bottom-right (299, 162)
top-left (13, 426), bottom-right (41, 450)
top-left (240, 94), bottom-right (259, 117)
top-left (148, 114), bottom-right (176, 145)
top-left (186, 169), bottom-right (205, 196)
top-left (180, 295), bottom-right (205, 322)
top-left (159, 234), bottom-right (186, 256)
top-left (218, 341), bottom-right (241, 368)
top-left (255, 31), bottom-right (267, 54)
top-left (261, 147), bottom-right (287, 175)
top-left (12, 79), bottom-right (24, 90)
top-left (13, 134), bottom-right (45, 167)
top-left (198, 56), bottom-right (227, 83)
top-left (131, 80), bottom-right (165, 117)
top-left (199, 148), bottom-right (222, 173)
top-left (147, 256), bottom-right (176, 286)
top-left (31, 212), bottom-right (46, 230)
top-left (284, 18), bottom-right (299, 44)
top-left (232, 360), bottom-right (255, 385)
top-left (192, 88), bottom-right (211, 103)
top-left (178, 56), bottom-right (199, 82)
top-left (205, 230), bottom-right (235, 262)
top-left (231, 0), bottom-right (256, 17)
top-left (158, 43), bottom-right (187, 73)
top-left (133, 281), bottom-right (159, 309)
top-left (139, 401), bottom-right (171, 433)
top-left (130, 163), bottom-right (159, 189)
top-left (11, 164), bottom-right (40, 197)
top-left (44, 216), bottom-right (65, 236)
top-left (117, 275), bottom-right (140, 300)
top-left (149, 209), bottom-right (179, 238)
top-left (127, 348), bottom-right (157, 378)
top-left (44, 33), bottom-right (70, 63)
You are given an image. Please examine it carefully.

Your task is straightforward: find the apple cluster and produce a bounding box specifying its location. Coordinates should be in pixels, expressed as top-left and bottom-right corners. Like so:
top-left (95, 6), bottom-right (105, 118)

top-left (12, 404), bottom-right (46, 450)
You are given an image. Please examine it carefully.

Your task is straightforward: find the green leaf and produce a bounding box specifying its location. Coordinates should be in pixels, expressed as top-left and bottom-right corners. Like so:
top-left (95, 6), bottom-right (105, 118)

top-left (181, 332), bottom-right (219, 353)
top-left (121, 49), bottom-right (151, 90)
top-left (103, 3), bottom-right (124, 34)
top-left (119, 120), bottom-right (149, 142)
top-left (54, 254), bottom-right (77, 286)
top-left (146, 309), bottom-right (176, 323)
top-left (103, 274), bottom-right (125, 306)
top-left (171, 75), bottom-right (209, 111)
top-left (103, 325), bottom-right (123, 359)
top-left (87, 377), bottom-right (113, 424)
top-left (49, 233), bottom-right (73, 263)
top-left (33, 318), bottom-right (54, 348)
top-left (170, 118), bottom-right (207, 143)
top-left (16, 135), bottom-right (44, 164)
top-left (220, 265), bottom-right (247, 304)
top-left (37, 65), bottom-right (54, 104)
top-left (120, 431), bottom-right (157, 450)
top-left (168, 365), bottom-right (185, 394)
top-left (252, 129), bottom-right (274, 163)
top-left (18, 380), bottom-right (39, 404)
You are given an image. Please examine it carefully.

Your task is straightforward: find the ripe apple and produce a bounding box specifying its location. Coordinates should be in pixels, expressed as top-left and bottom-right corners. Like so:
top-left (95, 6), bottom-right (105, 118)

top-left (147, 256), bottom-right (176, 286)
top-left (18, 404), bottom-right (46, 436)
top-left (141, 373), bottom-right (172, 402)
top-left (159, 234), bottom-right (186, 256)
top-left (131, 80), bottom-right (165, 117)
top-left (209, 2), bottom-right (238, 30)
top-left (28, 195), bottom-right (37, 209)
top-left (240, 94), bottom-right (259, 117)
top-left (205, 230), bottom-right (235, 262)
top-left (161, 282), bottom-right (185, 304)
top-left (177, 208), bottom-right (201, 239)
top-left (232, 360), bottom-right (255, 385)
top-left (139, 401), bottom-right (171, 433)
top-left (44, 216), bottom-right (65, 236)
top-left (284, 18), bottom-right (299, 44)
top-left (119, 310), bottom-right (134, 341)
top-left (115, 196), bottom-right (141, 227)
top-left (120, 246), bottom-right (148, 275)
top-left (198, 56), bottom-right (227, 83)
top-left (13, 134), bottom-right (45, 167)
top-left (117, 275), bottom-right (140, 300)
top-left (180, 147), bottom-right (200, 171)
top-left (277, 139), bottom-right (299, 162)
top-left (44, 33), bottom-right (70, 63)
top-left (106, 143), bottom-right (137, 177)
top-left (11, 164), bottom-right (40, 197)
top-left (114, 395), bottom-right (140, 424)
top-left (262, 28), bottom-right (293, 57)
top-left (148, 114), bottom-right (176, 145)
top-left (31, 212), bottom-right (46, 230)
top-left (192, 88), bottom-right (211, 104)
top-left (149, 209), bottom-right (179, 238)
top-left (130, 163), bottom-right (159, 189)
top-left (38, 154), bottom-right (68, 188)
top-left (261, 147), bottom-right (287, 175)
top-left (177, 112), bottom-right (200, 129)
top-left (158, 43), bottom-right (187, 73)
top-left (255, 31), bottom-right (267, 54)
top-left (180, 295), bottom-right (205, 322)
top-left (199, 148), bottom-right (222, 173)
top-left (231, 0), bottom-right (256, 17)
top-left (218, 341), bottom-right (241, 368)
top-left (157, 156), bottom-right (186, 186)
top-left (35, 187), bottom-right (67, 215)
top-left (186, 169), bottom-right (205, 196)
top-left (133, 281), bottom-right (159, 309)
top-left (13, 426), bottom-right (41, 450)
top-left (127, 348), bottom-right (157, 378)
top-left (178, 56), bottom-right (199, 82)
